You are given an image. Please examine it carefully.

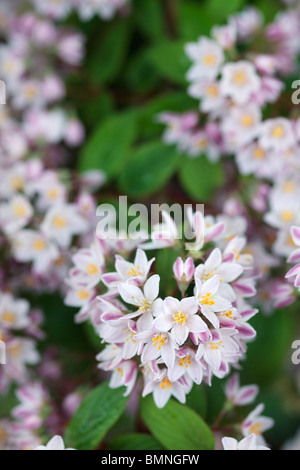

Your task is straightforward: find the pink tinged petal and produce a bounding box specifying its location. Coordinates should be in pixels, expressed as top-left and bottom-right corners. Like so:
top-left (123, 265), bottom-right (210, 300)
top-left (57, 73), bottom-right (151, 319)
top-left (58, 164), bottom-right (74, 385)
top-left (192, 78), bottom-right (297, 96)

top-left (274, 296), bottom-right (296, 309)
top-left (219, 263), bottom-right (243, 282)
top-left (235, 385), bottom-right (259, 406)
top-left (137, 310), bottom-right (153, 331)
top-left (185, 257), bottom-right (195, 281)
top-left (222, 437), bottom-right (238, 450)
top-left (206, 221), bottom-right (225, 242)
top-left (225, 373), bottom-right (239, 399)
top-left (101, 312), bottom-right (123, 322)
top-left (173, 257), bottom-right (184, 280)
top-left (164, 296), bottom-right (181, 315)
top-left (287, 249), bottom-right (300, 264)
top-left (238, 434), bottom-right (257, 450)
top-left (162, 338), bottom-right (176, 369)
top-left (171, 383), bottom-right (187, 404)
top-left (181, 296), bottom-right (198, 315)
top-left (118, 283), bottom-right (143, 306)
top-left (47, 436), bottom-right (65, 450)
top-left (233, 281), bottom-right (256, 297)
top-left (294, 273), bottom-right (300, 288)
top-left (153, 385), bottom-right (172, 408)
top-left (186, 314), bottom-right (208, 333)
top-left (142, 342), bottom-right (160, 363)
top-left (219, 360), bottom-right (228, 374)
top-left (144, 275), bottom-right (160, 301)
top-left (205, 248), bottom-right (222, 270)
top-left (188, 361), bottom-right (203, 385)
top-left (123, 341), bottom-right (137, 360)
top-left (285, 264), bottom-right (300, 278)
top-left (212, 297), bottom-right (232, 312)
top-left (201, 306), bottom-right (220, 328)
top-left (171, 323), bottom-right (189, 346)
top-left (291, 226), bottom-right (300, 246)
top-left (206, 348), bottom-right (222, 370)
top-left (101, 272), bottom-right (120, 286)
top-left (124, 363), bottom-right (137, 386)
top-left (153, 314), bottom-right (174, 332)
top-left (202, 275), bottom-right (220, 295)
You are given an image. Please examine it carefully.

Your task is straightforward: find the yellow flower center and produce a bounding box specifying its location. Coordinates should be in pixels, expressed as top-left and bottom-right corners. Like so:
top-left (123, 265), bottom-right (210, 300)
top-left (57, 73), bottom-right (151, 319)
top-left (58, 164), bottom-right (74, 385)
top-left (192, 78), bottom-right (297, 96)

top-left (241, 114), bottom-right (254, 127)
top-left (173, 310), bottom-right (188, 324)
top-left (86, 264), bottom-right (99, 275)
top-left (2, 311), bottom-right (15, 324)
top-left (152, 334), bottom-right (165, 350)
top-left (233, 71), bottom-right (247, 85)
top-left (179, 355), bottom-right (192, 368)
top-left (203, 54), bottom-right (217, 66)
top-left (222, 310), bottom-right (233, 319)
top-left (52, 216), bottom-right (67, 229)
top-left (127, 265), bottom-right (142, 277)
top-left (249, 423), bottom-right (262, 435)
top-left (201, 292), bottom-right (215, 306)
top-left (210, 340), bottom-right (223, 350)
top-left (160, 377), bottom-right (172, 390)
top-left (11, 175), bottom-right (24, 191)
top-left (138, 298), bottom-right (151, 313)
top-left (12, 201), bottom-right (27, 218)
top-left (47, 188), bottom-right (59, 200)
top-left (33, 239), bottom-right (46, 252)
top-left (271, 125), bottom-right (285, 139)
top-left (281, 210), bottom-right (294, 223)
top-left (77, 290), bottom-right (90, 301)
top-left (206, 84), bottom-right (218, 97)
top-left (253, 147), bottom-right (266, 160)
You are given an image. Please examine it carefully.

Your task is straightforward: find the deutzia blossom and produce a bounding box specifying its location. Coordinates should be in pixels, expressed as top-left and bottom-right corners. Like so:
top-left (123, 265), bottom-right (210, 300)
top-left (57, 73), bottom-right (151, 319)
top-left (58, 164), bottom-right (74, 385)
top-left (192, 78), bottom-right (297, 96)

top-left (220, 61), bottom-right (261, 105)
top-left (222, 434), bottom-right (270, 450)
top-left (34, 435), bottom-right (75, 451)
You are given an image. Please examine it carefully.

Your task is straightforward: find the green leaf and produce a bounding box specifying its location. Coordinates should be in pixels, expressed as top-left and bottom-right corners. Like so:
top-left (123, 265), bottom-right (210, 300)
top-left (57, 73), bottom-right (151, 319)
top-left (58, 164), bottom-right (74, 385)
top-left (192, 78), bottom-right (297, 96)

top-left (109, 433), bottom-right (164, 450)
top-left (133, 0), bottom-right (166, 42)
top-left (87, 20), bottom-right (131, 84)
top-left (178, 0), bottom-right (215, 39)
top-left (243, 308), bottom-right (297, 385)
top-left (140, 396), bottom-right (215, 450)
top-left (205, 0), bottom-right (245, 22)
top-left (124, 49), bottom-right (161, 93)
top-left (155, 248), bottom-right (179, 297)
top-left (185, 384), bottom-right (207, 418)
top-left (179, 156), bottom-right (225, 201)
top-left (78, 111), bottom-right (138, 177)
top-left (118, 141), bottom-right (179, 197)
top-left (65, 382), bottom-right (129, 450)
top-left (147, 41), bottom-right (189, 85)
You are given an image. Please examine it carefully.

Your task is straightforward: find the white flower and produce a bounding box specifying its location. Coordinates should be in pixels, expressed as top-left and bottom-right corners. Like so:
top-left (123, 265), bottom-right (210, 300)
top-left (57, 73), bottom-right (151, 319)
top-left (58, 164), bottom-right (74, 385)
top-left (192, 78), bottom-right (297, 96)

top-left (34, 435), bottom-right (75, 451)
top-left (220, 61), bottom-right (261, 105)
top-left (186, 37), bottom-right (224, 81)
top-left (153, 296), bottom-right (207, 346)
top-left (0, 195), bottom-right (33, 235)
top-left (195, 275), bottom-right (232, 328)
top-left (258, 118), bottom-right (296, 152)
top-left (41, 203), bottom-right (89, 248)
top-left (222, 434), bottom-right (270, 450)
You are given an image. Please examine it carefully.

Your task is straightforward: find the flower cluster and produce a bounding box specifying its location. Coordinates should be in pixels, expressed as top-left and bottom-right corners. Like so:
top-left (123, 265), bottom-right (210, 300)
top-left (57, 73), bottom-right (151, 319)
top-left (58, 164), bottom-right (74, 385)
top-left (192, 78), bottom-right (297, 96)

top-left (160, 2), bottom-right (300, 310)
top-left (29, 0), bottom-right (131, 22)
top-left (0, 294), bottom-right (42, 393)
top-left (65, 209), bottom-right (258, 408)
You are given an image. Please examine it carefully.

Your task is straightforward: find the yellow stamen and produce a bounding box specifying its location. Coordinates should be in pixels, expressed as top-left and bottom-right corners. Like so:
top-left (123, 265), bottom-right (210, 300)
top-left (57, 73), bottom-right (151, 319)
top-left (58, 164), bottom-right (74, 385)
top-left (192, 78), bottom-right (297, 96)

top-left (201, 292), bottom-right (215, 306)
top-left (152, 334), bottom-right (165, 350)
top-left (173, 310), bottom-right (188, 325)
top-left (160, 377), bottom-right (172, 390)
